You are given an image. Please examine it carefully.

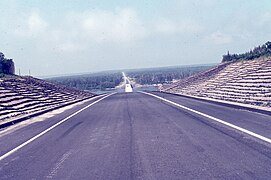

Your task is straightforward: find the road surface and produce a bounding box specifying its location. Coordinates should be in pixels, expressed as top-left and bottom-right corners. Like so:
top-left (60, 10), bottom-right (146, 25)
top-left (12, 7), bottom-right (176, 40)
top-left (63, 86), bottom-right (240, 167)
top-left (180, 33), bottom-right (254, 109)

top-left (0, 92), bottom-right (271, 179)
top-left (122, 72), bottom-right (132, 85)
top-left (122, 72), bottom-right (133, 92)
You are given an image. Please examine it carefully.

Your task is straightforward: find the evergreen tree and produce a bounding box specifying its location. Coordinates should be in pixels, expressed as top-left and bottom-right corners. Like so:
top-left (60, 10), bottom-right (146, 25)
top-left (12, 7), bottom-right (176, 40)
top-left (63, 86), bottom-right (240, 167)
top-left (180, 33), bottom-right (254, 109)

top-left (222, 41), bottom-right (271, 62)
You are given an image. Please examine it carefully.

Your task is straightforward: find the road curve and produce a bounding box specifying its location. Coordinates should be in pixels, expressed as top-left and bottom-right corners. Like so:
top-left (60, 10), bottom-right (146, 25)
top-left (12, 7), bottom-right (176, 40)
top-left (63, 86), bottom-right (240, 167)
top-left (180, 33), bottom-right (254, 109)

top-left (0, 92), bottom-right (271, 179)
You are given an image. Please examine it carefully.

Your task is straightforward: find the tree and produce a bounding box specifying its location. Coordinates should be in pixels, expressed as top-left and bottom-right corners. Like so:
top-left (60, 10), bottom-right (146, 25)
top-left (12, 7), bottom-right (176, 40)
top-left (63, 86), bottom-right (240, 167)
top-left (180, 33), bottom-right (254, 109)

top-left (0, 52), bottom-right (15, 74)
top-left (222, 41), bottom-right (271, 63)
top-left (266, 41), bottom-right (271, 49)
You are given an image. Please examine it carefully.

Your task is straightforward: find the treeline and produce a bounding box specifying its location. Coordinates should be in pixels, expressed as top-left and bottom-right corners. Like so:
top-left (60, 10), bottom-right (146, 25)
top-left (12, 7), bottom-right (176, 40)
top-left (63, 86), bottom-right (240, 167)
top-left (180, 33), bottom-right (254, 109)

top-left (0, 52), bottom-right (15, 75)
top-left (222, 41), bottom-right (271, 62)
top-left (126, 65), bottom-right (213, 85)
top-left (48, 65), bottom-right (213, 92)
top-left (47, 72), bottom-right (123, 92)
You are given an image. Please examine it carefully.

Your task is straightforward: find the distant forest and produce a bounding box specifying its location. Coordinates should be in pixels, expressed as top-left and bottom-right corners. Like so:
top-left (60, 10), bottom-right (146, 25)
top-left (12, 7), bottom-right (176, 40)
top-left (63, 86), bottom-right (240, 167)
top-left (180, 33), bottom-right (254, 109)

top-left (126, 65), bottom-right (213, 85)
top-left (47, 65), bottom-right (213, 92)
top-left (222, 41), bottom-right (271, 62)
top-left (47, 72), bottom-right (123, 92)
top-left (0, 52), bottom-right (15, 75)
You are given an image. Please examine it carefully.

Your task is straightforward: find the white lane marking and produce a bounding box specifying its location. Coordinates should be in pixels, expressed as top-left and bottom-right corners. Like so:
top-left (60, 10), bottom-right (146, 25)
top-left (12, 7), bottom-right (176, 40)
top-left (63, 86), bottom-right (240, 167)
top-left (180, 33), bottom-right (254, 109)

top-left (0, 93), bottom-right (115, 161)
top-left (0, 97), bottom-right (104, 138)
top-left (140, 91), bottom-right (271, 144)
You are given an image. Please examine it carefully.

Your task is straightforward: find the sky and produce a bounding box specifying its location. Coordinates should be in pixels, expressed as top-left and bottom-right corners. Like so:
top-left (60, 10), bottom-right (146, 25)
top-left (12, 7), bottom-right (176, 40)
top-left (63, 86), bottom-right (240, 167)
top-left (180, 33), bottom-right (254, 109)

top-left (0, 0), bottom-right (271, 77)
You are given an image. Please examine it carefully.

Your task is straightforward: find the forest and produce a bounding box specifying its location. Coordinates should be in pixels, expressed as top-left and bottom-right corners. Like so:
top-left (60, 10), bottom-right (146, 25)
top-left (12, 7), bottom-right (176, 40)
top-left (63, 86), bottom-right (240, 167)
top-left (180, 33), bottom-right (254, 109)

top-left (222, 41), bottom-right (271, 62)
top-left (47, 65), bottom-right (213, 92)
top-left (126, 65), bottom-right (212, 85)
top-left (47, 72), bottom-right (123, 92)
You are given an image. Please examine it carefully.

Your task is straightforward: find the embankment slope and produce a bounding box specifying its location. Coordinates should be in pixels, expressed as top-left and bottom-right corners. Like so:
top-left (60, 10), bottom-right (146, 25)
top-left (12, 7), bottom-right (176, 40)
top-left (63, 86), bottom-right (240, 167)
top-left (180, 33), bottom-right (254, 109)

top-left (162, 56), bottom-right (271, 110)
top-left (0, 76), bottom-right (94, 125)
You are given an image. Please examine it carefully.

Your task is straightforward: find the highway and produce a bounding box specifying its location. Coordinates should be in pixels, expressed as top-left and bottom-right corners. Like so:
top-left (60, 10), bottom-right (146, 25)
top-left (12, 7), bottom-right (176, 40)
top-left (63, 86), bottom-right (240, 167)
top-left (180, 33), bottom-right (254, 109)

top-left (122, 72), bottom-right (133, 92)
top-left (0, 92), bottom-right (271, 179)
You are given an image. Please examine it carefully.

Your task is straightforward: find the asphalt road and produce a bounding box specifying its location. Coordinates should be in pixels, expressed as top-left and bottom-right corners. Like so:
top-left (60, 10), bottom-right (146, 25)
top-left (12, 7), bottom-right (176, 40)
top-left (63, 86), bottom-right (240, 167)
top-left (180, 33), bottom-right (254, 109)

top-left (0, 92), bottom-right (271, 179)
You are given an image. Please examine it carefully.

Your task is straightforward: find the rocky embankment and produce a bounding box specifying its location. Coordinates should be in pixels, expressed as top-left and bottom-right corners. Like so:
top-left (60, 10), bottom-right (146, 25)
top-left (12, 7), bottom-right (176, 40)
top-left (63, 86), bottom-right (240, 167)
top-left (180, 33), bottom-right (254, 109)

top-left (0, 76), bottom-right (94, 124)
top-left (161, 56), bottom-right (271, 109)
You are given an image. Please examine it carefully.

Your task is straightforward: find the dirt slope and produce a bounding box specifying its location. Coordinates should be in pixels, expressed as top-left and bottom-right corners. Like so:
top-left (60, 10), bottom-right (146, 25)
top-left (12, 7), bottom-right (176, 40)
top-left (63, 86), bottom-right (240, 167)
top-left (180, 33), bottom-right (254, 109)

top-left (0, 75), bottom-right (94, 123)
top-left (162, 56), bottom-right (271, 108)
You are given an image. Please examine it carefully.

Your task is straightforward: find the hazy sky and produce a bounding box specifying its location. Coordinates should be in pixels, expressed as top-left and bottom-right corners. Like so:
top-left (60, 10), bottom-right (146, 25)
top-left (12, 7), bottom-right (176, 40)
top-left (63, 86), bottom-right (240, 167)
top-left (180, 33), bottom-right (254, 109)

top-left (0, 0), bottom-right (271, 76)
